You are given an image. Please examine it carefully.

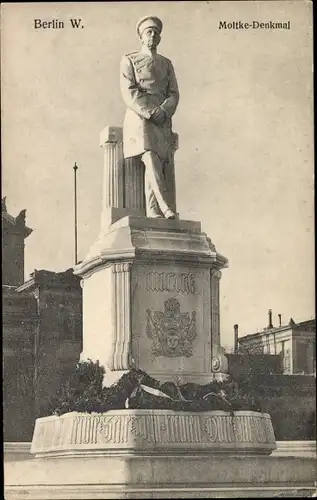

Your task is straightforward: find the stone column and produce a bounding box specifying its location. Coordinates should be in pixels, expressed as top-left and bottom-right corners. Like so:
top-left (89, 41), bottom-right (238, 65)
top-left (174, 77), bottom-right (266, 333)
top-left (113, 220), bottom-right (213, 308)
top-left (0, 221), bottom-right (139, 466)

top-left (210, 269), bottom-right (222, 346)
top-left (123, 157), bottom-right (145, 211)
top-left (100, 126), bottom-right (124, 232)
top-left (99, 126), bottom-right (146, 232)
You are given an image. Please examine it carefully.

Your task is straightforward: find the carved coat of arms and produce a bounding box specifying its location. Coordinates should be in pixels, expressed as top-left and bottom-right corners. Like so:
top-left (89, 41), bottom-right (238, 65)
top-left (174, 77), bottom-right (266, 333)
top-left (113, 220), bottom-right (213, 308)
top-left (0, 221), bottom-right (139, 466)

top-left (146, 298), bottom-right (197, 357)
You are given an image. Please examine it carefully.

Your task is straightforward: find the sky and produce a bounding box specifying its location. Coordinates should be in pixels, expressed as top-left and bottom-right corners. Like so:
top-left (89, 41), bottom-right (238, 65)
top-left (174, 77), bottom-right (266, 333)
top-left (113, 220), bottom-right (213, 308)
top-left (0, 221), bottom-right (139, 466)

top-left (1, 1), bottom-right (314, 347)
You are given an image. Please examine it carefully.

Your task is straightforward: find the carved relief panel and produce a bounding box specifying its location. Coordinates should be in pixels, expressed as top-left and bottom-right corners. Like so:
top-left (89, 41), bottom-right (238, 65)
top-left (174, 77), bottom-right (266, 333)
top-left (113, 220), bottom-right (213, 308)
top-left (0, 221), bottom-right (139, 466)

top-left (146, 298), bottom-right (197, 358)
top-left (131, 263), bottom-right (212, 379)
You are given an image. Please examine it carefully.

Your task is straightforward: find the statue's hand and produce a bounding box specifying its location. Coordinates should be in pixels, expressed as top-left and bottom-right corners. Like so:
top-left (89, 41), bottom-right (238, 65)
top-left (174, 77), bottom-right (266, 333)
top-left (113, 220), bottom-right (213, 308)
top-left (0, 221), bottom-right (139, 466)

top-left (151, 107), bottom-right (166, 126)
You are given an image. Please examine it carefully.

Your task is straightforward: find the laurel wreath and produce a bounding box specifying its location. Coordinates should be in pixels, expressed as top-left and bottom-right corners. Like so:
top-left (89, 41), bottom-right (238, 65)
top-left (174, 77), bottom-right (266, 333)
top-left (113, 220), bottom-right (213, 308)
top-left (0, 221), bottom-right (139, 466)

top-left (47, 360), bottom-right (261, 417)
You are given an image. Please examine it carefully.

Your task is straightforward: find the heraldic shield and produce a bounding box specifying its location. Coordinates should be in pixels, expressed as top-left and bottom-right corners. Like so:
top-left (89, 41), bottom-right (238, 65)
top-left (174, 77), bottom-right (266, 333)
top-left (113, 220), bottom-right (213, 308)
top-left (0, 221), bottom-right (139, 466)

top-left (146, 298), bottom-right (197, 357)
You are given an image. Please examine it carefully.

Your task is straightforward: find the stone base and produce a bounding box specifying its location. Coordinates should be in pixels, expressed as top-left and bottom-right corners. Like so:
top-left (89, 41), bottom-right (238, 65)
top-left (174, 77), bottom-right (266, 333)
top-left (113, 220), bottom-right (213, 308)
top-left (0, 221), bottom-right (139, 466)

top-left (30, 410), bottom-right (276, 457)
top-left (5, 454), bottom-right (316, 499)
top-left (4, 413), bottom-right (315, 499)
top-left (5, 440), bottom-right (316, 462)
top-left (4, 442), bottom-right (34, 462)
top-left (272, 440), bottom-right (317, 457)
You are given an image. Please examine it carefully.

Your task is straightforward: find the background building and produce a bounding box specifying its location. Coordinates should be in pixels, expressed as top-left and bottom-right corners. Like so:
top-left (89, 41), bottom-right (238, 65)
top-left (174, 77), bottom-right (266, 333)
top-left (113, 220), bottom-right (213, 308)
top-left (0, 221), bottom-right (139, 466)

top-left (225, 312), bottom-right (316, 440)
top-left (2, 196), bottom-right (32, 287)
top-left (2, 199), bottom-right (82, 440)
top-left (237, 310), bottom-right (316, 375)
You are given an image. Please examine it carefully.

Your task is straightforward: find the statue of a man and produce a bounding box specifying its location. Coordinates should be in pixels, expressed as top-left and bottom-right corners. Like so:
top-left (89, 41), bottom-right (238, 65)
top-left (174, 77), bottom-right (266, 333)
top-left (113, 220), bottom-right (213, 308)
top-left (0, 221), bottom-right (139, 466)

top-left (120, 16), bottom-right (180, 219)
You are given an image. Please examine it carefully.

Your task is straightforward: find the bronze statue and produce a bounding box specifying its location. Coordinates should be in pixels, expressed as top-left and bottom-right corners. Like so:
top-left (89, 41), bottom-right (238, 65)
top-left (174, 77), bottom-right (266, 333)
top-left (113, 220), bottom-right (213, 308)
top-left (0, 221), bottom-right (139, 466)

top-left (120, 16), bottom-right (179, 219)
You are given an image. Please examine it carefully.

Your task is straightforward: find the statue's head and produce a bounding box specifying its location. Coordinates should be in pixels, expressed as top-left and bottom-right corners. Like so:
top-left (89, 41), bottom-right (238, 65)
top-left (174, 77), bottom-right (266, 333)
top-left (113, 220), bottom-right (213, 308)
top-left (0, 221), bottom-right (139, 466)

top-left (136, 16), bottom-right (162, 50)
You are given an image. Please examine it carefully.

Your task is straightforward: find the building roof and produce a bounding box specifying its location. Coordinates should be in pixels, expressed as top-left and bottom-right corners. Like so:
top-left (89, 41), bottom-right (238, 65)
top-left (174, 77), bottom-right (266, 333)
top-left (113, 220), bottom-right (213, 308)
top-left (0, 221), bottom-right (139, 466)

top-left (293, 318), bottom-right (316, 331)
top-left (239, 318), bottom-right (316, 342)
top-left (1, 197), bottom-right (32, 238)
top-left (16, 268), bottom-right (81, 292)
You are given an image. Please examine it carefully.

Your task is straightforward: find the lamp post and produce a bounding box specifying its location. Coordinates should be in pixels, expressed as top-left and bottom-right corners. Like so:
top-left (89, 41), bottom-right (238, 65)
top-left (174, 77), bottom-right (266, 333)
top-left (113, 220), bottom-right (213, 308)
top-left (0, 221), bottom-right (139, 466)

top-left (73, 162), bottom-right (78, 265)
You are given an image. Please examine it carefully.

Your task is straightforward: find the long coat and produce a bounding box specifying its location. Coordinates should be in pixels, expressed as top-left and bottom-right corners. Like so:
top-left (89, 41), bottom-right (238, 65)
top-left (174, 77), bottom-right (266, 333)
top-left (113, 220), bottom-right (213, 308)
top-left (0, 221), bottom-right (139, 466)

top-left (120, 50), bottom-right (179, 161)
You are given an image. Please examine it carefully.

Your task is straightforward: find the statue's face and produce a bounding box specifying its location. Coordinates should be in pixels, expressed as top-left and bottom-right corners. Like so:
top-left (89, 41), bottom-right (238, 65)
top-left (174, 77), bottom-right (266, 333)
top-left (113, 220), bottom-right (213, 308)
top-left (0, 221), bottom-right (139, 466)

top-left (140, 27), bottom-right (161, 50)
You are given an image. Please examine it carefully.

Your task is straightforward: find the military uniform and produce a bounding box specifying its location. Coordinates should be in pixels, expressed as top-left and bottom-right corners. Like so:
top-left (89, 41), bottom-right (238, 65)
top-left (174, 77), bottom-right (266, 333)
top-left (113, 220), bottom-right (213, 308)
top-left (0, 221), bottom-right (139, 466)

top-left (120, 50), bottom-right (179, 161)
top-left (119, 16), bottom-right (179, 218)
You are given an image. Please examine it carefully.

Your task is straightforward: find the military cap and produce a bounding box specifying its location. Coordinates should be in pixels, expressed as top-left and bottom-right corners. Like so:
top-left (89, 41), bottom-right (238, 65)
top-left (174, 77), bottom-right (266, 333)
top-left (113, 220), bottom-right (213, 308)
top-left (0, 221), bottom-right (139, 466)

top-left (136, 16), bottom-right (163, 36)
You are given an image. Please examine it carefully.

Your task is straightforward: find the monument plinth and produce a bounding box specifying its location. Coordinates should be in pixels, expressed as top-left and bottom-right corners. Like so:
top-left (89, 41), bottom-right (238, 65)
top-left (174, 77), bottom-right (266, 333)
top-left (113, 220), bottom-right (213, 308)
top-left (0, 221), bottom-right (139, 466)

top-left (75, 205), bottom-right (227, 386)
top-left (31, 410), bottom-right (276, 458)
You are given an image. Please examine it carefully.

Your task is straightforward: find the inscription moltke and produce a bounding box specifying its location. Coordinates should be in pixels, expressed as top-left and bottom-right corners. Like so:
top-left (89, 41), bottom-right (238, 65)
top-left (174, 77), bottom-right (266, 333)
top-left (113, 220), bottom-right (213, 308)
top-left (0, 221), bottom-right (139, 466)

top-left (145, 271), bottom-right (196, 295)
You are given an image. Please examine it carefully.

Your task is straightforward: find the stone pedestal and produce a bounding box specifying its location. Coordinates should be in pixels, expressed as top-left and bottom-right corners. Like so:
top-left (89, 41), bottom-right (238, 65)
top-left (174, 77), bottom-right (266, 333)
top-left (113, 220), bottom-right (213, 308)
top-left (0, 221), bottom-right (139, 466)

top-left (74, 216), bottom-right (227, 386)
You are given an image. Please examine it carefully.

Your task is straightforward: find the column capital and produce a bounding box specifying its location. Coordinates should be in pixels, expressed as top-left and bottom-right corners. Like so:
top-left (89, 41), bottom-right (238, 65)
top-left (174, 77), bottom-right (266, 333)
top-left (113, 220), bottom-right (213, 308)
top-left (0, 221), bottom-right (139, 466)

top-left (112, 262), bottom-right (132, 274)
top-left (100, 126), bottom-right (123, 147)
